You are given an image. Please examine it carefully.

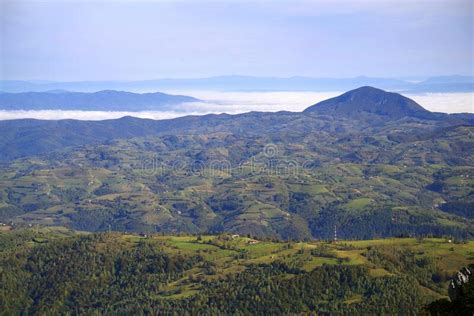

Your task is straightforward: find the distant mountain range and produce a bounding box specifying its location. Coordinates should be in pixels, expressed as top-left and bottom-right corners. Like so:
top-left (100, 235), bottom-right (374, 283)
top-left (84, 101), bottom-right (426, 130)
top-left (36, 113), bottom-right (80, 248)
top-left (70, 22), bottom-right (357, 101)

top-left (0, 90), bottom-right (200, 111)
top-left (0, 86), bottom-right (472, 161)
top-left (1, 75), bottom-right (473, 93)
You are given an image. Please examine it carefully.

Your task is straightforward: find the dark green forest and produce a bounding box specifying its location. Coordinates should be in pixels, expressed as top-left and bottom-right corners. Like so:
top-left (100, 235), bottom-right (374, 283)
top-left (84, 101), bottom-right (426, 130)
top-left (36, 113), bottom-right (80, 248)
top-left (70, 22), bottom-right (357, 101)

top-left (1, 229), bottom-right (473, 315)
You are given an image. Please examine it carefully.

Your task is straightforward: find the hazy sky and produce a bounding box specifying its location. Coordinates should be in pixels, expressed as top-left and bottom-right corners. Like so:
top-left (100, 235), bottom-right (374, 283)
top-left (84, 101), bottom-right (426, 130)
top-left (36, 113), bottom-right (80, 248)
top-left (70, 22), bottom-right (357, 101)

top-left (1, 0), bottom-right (473, 81)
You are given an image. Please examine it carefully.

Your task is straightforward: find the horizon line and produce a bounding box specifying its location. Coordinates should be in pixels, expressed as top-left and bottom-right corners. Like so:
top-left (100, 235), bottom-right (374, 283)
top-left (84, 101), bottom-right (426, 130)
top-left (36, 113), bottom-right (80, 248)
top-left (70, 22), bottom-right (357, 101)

top-left (1, 74), bottom-right (473, 83)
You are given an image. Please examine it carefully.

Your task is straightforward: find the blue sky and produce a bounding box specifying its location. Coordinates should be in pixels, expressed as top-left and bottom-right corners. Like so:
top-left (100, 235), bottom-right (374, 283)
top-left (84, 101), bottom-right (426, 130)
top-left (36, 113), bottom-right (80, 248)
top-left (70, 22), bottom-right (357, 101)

top-left (1, 0), bottom-right (472, 81)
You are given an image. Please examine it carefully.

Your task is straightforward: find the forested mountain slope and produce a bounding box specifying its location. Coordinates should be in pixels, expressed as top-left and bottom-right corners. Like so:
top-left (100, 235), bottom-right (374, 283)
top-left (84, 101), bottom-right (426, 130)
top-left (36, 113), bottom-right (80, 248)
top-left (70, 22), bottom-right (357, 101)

top-left (1, 229), bottom-right (473, 315)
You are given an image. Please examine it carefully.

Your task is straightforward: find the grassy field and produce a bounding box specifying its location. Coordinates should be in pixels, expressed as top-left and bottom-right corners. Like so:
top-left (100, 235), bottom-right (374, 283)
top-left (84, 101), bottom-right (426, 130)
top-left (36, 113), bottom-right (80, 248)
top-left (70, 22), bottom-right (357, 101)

top-left (1, 227), bottom-right (473, 312)
top-left (133, 234), bottom-right (473, 298)
top-left (1, 128), bottom-right (472, 241)
top-left (6, 230), bottom-right (461, 300)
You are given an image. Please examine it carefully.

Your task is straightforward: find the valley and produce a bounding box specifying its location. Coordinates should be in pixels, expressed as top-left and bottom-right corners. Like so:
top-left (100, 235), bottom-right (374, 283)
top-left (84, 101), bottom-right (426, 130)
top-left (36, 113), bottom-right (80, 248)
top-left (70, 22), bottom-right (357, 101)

top-left (0, 87), bottom-right (472, 240)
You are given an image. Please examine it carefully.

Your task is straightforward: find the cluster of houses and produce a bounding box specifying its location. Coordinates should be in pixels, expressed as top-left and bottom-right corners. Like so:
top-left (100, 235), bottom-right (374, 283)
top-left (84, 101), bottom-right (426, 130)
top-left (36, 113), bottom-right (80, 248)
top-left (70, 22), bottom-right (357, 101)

top-left (230, 234), bottom-right (259, 244)
top-left (0, 222), bottom-right (13, 231)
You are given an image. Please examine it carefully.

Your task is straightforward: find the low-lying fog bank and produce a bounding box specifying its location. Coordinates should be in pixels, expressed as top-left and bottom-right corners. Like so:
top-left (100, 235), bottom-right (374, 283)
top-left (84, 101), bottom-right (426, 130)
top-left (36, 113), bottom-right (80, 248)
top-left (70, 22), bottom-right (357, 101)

top-left (0, 91), bottom-right (471, 120)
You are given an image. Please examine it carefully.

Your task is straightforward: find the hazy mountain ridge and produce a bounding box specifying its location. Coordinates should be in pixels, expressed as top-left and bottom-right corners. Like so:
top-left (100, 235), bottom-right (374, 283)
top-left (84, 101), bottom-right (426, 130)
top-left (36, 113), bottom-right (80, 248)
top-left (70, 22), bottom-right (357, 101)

top-left (0, 90), bottom-right (200, 111)
top-left (0, 87), bottom-right (473, 161)
top-left (1, 75), bottom-right (473, 93)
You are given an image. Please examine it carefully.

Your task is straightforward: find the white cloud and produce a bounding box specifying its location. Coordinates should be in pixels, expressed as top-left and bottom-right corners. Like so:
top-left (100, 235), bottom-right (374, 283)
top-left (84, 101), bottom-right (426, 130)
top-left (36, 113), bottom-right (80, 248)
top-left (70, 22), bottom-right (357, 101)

top-left (405, 92), bottom-right (474, 113)
top-left (173, 90), bottom-right (474, 114)
top-left (0, 110), bottom-right (209, 121)
top-left (0, 91), bottom-right (471, 121)
top-left (172, 91), bottom-right (341, 113)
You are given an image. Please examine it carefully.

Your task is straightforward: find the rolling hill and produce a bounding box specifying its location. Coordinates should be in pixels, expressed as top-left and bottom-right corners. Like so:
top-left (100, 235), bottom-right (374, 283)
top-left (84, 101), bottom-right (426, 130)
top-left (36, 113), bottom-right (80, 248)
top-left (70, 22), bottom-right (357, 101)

top-left (1, 75), bottom-right (473, 92)
top-left (0, 87), bottom-right (472, 240)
